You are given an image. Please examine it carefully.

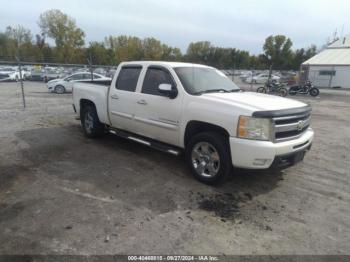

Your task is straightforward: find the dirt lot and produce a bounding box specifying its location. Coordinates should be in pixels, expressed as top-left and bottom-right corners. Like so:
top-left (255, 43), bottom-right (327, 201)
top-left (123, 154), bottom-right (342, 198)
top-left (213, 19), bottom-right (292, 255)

top-left (0, 81), bottom-right (349, 255)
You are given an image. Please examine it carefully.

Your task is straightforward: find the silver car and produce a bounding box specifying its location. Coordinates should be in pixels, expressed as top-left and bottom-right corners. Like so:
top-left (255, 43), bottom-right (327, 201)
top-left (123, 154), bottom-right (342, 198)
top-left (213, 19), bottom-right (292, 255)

top-left (47, 72), bottom-right (111, 94)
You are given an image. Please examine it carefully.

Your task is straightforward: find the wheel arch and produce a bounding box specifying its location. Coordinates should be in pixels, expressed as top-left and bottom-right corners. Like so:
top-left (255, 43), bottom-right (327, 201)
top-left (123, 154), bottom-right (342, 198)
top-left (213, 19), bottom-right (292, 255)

top-left (79, 99), bottom-right (96, 119)
top-left (184, 120), bottom-right (230, 147)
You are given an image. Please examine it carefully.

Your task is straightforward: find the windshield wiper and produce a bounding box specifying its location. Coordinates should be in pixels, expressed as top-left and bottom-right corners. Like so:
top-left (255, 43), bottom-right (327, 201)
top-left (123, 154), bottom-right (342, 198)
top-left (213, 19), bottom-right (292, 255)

top-left (229, 89), bottom-right (241, 92)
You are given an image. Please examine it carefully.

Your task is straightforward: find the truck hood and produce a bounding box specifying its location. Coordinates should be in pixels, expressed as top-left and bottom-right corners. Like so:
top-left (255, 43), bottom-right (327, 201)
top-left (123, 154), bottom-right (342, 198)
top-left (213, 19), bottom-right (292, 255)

top-left (201, 91), bottom-right (307, 112)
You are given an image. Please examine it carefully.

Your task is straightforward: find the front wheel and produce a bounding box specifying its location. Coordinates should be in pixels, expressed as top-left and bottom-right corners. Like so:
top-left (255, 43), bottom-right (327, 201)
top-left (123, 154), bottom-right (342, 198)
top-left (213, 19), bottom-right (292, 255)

top-left (278, 87), bottom-right (288, 97)
top-left (309, 87), bottom-right (319, 97)
top-left (54, 85), bottom-right (65, 94)
top-left (185, 132), bottom-right (232, 185)
top-left (257, 86), bottom-right (267, 93)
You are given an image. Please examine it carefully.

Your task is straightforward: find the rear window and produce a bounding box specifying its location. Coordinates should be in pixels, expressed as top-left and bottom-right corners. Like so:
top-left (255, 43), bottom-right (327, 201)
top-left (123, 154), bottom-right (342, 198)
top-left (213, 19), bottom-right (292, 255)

top-left (115, 67), bottom-right (142, 92)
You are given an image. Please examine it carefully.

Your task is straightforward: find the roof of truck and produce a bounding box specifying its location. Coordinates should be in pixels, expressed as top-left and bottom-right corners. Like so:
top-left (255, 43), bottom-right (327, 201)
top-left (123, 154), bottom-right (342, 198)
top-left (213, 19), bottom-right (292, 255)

top-left (121, 61), bottom-right (212, 68)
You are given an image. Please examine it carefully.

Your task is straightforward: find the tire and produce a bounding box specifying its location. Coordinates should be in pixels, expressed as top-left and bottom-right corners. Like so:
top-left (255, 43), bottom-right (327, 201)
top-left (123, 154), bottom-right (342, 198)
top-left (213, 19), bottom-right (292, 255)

top-left (81, 104), bottom-right (105, 138)
top-left (289, 86), bottom-right (298, 95)
top-left (278, 87), bottom-right (288, 97)
top-left (309, 87), bottom-right (319, 97)
top-left (54, 85), bottom-right (65, 94)
top-left (257, 86), bottom-right (266, 93)
top-left (185, 132), bottom-right (232, 185)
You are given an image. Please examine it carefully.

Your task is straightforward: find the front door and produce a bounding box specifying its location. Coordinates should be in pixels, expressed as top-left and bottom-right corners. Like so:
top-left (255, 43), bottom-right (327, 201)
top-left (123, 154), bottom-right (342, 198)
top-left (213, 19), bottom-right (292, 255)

top-left (133, 66), bottom-right (182, 146)
top-left (108, 66), bottom-right (142, 131)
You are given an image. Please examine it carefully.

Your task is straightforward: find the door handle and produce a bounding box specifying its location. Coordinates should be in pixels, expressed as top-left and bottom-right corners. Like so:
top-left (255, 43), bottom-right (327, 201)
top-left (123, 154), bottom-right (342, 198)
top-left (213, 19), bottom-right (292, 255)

top-left (110, 94), bottom-right (119, 99)
top-left (137, 99), bottom-right (147, 105)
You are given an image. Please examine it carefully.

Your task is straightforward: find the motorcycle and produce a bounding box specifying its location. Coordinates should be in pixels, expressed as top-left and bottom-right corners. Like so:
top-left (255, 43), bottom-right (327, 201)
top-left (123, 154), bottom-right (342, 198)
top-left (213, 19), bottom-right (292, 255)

top-left (289, 81), bottom-right (319, 97)
top-left (257, 80), bottom-right (288, 97)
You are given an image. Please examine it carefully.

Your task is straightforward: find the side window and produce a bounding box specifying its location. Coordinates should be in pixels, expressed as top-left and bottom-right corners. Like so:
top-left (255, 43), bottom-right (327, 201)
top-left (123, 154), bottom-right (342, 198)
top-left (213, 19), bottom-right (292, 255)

top-left (83, 73), bottom-right (92, 80)
top-left (115, 67), bottom-right (141, 92)
top-left (142, 67), bottom-right (174, 96)
top-left (93, 74), bottom-right (102, 79)
top-left (68, 74), bottom-right (84, 81)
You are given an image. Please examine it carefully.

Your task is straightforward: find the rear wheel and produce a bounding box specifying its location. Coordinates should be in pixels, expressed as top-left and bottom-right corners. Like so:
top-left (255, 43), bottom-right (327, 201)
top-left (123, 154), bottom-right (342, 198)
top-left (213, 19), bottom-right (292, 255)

top-left (81, 104), bottom-right (105, 138)
top-left (185, 132), bottom-right (231, 185)
top-left (257, 86), bottom-right (266, 93)
top-left (289, 86), bottom-right (298, 95)
top-left (309, 87), bottom-right (319, 97)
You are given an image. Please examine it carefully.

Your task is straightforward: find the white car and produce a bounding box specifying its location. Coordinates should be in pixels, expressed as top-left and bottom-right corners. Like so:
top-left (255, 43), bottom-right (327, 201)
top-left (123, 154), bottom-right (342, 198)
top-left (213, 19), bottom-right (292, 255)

top-left (72, 61), bottom-right (314, 185)
top-left (246, 73), bottom-right (280, 84)
top-left (47, 72), bottom-right (111, 94)
top-left (0, 67), bottom-right (24, 82)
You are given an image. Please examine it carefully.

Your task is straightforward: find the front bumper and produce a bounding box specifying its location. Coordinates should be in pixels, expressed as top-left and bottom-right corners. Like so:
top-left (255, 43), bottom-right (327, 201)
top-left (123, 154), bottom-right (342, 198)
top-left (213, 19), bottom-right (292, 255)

top-left (47, 85), bottom-right (54, 92)
top-left (229, 128), bottom-right (314, 169)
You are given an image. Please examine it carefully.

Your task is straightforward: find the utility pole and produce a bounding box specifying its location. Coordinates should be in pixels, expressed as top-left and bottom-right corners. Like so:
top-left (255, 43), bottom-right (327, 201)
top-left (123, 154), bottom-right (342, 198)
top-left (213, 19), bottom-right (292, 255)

top-left (16, 55), bottom-right (26, 109)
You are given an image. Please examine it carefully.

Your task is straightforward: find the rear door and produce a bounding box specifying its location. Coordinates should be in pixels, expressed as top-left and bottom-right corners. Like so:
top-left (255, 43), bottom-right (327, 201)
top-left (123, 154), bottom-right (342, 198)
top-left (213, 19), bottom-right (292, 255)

top-left (108, 66), bottom-right (142, 131)
top-left (133, 66), bottom-right (182, 146)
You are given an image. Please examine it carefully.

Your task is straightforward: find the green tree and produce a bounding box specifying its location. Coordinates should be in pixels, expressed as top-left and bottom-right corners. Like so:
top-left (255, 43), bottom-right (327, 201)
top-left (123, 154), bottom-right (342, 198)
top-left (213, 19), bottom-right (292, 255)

top-left (105, 35), bottom-right (143, 63)
top-left (86, 42), bottom-right (111, 65)
top-left (291, 45), bottom-right (317, 70)
top-left (141, 37), bottom-right (163, 60)
top-left (161, 44), bottom-right (182, 61)
top-left (263, 35), bottom-right (293, 69)
top-left (4, 25), bottom-right (33, 59)
top-left (38, 9), bottom-right (85, 63)
top-left (185, 41), bottom-right (212, 64)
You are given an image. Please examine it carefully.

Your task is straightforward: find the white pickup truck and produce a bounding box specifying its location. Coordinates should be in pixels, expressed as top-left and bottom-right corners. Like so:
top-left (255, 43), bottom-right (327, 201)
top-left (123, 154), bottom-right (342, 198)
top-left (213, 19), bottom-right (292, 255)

top-left (72, 61), bottom-right (314, 184)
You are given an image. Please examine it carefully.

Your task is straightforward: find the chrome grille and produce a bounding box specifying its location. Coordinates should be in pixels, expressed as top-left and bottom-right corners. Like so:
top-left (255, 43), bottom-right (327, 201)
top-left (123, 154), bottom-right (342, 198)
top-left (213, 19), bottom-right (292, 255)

top-left (273, 112), bottom-right (311, 142)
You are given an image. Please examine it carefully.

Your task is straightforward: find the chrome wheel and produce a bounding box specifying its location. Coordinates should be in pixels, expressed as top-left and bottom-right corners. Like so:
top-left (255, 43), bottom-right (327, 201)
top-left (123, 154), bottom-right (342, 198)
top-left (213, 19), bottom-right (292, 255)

top-left (84, 111), bottom-right (94, 134)
top-left (191, 142), bottom-right (220, 178)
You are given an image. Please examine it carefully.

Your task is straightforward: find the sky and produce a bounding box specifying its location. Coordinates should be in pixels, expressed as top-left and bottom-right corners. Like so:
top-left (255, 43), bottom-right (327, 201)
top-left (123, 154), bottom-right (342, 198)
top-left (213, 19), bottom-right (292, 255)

top-left (0, 0), bottom-right (349, 54)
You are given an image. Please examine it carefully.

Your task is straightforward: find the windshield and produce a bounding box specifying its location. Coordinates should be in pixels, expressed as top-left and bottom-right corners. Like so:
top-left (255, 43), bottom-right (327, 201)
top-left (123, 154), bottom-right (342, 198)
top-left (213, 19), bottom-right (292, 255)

top-left (174, 67), bottom-right (240, 95)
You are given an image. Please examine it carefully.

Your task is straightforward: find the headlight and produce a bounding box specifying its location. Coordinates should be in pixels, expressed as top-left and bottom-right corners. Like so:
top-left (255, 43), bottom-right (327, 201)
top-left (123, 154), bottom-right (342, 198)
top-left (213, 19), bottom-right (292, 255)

top-left (237, 116), bottom-right (272, 141)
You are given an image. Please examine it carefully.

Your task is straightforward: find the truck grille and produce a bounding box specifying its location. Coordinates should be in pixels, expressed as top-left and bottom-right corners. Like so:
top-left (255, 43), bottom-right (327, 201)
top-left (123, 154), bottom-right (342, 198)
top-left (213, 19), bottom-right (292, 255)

top-left (273, 112), bottom-right (311, 142)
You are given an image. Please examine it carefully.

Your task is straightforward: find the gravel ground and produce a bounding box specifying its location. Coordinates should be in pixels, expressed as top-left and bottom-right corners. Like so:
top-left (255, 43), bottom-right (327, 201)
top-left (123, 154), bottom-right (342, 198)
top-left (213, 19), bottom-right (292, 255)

top-left (0, 81), bottom-right (349, 255)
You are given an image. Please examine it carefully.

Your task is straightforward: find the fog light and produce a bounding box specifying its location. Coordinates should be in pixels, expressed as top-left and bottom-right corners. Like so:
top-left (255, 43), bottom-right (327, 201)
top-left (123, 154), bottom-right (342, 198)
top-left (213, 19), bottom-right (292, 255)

top-left (253, 158), bottom-right (270, 166)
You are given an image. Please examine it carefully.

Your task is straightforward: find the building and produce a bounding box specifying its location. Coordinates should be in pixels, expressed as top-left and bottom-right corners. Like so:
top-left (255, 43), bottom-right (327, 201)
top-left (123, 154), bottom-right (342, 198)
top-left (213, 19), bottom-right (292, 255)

top-left (301, 36), bottom-right (350, 88)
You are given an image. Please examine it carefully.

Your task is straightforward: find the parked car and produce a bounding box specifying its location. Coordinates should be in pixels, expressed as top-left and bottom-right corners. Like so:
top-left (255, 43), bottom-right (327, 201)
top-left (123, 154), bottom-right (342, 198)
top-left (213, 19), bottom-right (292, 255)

top-left (42, 67), bottom-right (65, 82)
top-left (246, 73), bottom-right (280, 84)
top-left (47, 72), bottom-right (111, 94)
top-left (72, 61), bottom-right (314, 185)
top-left (29, 66), bottom-right (45, 81)
top-left (21, 67), bottom-right (32, 79)
top-left (0, 67), bottom-right (24, 82)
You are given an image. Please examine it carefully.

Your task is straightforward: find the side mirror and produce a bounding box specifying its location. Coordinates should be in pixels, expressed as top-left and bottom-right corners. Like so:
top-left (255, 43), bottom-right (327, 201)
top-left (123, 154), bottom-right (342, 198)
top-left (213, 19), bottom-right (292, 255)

top-left (158, 83), bottom-right (177, 99)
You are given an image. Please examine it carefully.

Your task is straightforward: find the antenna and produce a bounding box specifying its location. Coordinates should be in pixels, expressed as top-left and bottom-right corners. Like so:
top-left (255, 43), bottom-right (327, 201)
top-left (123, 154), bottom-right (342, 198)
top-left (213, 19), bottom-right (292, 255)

top-left (340, 24), bottom-right (344, 38)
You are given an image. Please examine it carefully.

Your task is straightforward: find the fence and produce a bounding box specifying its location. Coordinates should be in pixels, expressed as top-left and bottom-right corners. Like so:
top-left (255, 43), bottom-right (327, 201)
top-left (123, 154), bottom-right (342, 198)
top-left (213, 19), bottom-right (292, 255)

top-left (0, 59), bottom-right (117, 108)
top-left (0, 58), bottom-right (300, 109)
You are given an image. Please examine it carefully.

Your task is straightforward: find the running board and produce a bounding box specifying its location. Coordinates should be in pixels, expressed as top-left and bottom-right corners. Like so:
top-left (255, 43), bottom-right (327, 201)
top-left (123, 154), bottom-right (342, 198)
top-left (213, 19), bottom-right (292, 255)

top-left (109, 129), bottom-right (181, 156)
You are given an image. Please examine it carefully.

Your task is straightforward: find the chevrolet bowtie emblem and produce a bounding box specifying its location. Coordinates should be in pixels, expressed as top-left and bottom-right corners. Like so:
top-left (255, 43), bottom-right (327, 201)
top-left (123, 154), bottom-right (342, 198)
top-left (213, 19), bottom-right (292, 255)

top-left (297, 120), bottom-right (305, 131)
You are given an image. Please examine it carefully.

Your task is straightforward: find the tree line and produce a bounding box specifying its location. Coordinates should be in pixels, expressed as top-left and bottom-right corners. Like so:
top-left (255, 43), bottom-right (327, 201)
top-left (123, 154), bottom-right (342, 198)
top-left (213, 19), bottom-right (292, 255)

top-left (0, 9), bottom-right (317, 70)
